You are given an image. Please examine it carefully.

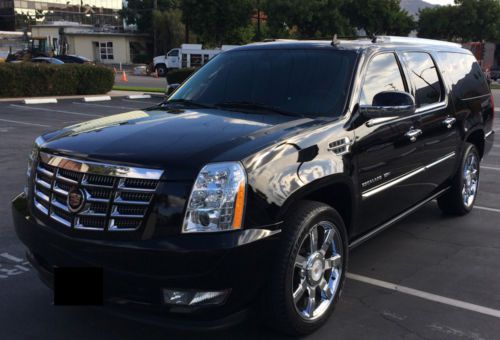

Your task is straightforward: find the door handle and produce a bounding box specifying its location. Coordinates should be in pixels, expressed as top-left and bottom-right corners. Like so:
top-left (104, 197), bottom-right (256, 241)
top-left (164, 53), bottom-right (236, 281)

top-left (405, 129), bottom-right (422, 142)
top-left (442, 117), bottom-right (456, 129)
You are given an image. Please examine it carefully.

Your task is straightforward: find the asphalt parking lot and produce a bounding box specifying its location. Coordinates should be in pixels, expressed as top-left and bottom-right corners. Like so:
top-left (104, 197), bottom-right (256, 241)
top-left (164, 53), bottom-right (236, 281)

top-left (0, 93), bottom-right (499, 339)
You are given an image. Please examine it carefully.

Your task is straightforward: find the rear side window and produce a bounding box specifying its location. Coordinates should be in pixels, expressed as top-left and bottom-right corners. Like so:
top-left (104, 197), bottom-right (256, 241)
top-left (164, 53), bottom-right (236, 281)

top-left (402, 52), bottom-right (442, 107)
top-left (436, 52), bottom-right (490, 99)
top-left (360, 53), bottom-right (406, 106)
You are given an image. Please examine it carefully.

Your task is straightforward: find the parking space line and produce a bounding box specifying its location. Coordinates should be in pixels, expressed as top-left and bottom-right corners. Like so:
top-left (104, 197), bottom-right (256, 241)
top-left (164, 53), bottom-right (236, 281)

top-left (0, 253), bottom-right (23, 263)
top-left (475, 205), bottom-right (500, 213)
top-left (72, 102), bottom-right (139, 110)
top-left (10, 104), bottom-right (102, 117)
top-left (0, 118), bottom-right (50, 127)
top-left (481, 165), bottom-right (500, 171)
top-left (347, 273), bottom-right (500, 319)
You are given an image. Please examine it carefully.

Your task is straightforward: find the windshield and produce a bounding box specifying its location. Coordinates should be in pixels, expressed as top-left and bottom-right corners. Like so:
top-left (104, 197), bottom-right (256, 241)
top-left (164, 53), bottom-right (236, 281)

top-left (169, 49), bottom-right (357, 117)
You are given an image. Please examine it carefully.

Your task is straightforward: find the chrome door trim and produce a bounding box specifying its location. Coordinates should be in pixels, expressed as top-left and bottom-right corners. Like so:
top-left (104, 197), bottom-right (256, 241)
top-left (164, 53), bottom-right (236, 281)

top-left (362, 152), bottom-right (455, 199)
top-left (39, 152), bottom-right (164, 180)
top-left (365, 99), bottom-right (448, 127)
top-left (350, 187), bottom-right (450, 249)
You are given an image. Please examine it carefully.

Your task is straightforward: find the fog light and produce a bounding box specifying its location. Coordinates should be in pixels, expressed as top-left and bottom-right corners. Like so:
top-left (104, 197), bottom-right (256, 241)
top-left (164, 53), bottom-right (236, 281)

top-left (162, 289), bottom-right (230, 306)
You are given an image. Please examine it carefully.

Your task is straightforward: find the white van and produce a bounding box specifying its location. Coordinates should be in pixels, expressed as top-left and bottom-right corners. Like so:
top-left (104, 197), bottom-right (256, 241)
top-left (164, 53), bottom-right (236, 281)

top-left (153, 44), bottom-right (238, 76)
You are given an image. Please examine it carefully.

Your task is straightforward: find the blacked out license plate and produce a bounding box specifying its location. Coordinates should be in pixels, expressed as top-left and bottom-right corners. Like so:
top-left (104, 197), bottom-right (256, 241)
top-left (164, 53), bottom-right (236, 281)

top-left (53, 267), bottom-right (103, 306)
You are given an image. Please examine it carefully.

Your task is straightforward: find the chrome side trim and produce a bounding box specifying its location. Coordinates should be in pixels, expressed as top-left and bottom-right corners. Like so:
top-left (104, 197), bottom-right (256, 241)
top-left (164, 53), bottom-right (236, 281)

top-left (425, 152), bottom-right (456, 169)
top-left (350, 187), bottom-right (450, 249)
top-left (39, 152), bottom-right (164, 180)
top-left (362, 152), bottom-right (455, 198)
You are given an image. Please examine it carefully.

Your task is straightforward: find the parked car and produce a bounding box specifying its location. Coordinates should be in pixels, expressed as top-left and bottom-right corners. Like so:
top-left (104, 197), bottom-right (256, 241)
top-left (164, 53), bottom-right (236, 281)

top-left (13, 36), bottom-right (495, 335)
top-left (491, 67), bottom-right (500, 81)
top-left (54, 54), bottom-right (92, 64)
top-left (30, 57), bottom-right (64, 65)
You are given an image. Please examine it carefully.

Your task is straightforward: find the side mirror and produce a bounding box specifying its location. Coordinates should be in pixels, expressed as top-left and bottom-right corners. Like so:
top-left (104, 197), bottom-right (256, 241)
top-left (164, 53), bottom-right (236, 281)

top-left (359, 91), bottom-right (415, 119)
top-left (165, 83), bottom-right (180, 97)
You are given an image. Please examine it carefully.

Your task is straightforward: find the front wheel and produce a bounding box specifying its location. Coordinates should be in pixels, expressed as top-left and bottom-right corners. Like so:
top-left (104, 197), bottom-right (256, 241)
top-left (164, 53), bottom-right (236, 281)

top-left (155, 64), bottom-right (167, 77)
top-left (262, 201), bottom-right (348, 335)
top-left (438, 143), bottom-right (480, 215)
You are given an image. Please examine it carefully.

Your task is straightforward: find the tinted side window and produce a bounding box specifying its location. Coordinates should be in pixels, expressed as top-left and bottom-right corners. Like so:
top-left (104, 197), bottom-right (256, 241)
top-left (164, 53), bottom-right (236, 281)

top-left (403, 52), bottom-right (442, 107)
top-left (436, 52), bottom-right (490, 98)
top-left (360, 53), bottom-right (406, 105)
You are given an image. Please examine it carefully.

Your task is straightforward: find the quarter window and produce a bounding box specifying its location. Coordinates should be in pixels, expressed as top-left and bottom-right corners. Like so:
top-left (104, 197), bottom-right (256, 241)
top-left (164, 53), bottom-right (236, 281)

top-left (360, 53), bottom-right (406, 106)
top-left (436, 52), bottom-right (489, 99)
top-left (403, 52), bottom-right (442, 107)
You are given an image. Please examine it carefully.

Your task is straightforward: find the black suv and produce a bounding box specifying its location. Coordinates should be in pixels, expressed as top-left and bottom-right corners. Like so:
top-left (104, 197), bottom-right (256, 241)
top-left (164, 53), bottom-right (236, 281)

top-left (12, 37), bottom-right (495, 335)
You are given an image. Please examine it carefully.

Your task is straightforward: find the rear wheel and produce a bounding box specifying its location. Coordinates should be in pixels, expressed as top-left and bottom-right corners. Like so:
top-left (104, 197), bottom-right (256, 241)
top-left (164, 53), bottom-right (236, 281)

top-left (438, 143), bottom-right (480, 215)
top-left (262, 201), bottom-right (348, 335)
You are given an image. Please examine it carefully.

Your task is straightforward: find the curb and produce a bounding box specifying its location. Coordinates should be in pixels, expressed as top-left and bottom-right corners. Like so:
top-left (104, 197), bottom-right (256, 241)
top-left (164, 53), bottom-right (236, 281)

top-left (126, 94), bottom-right (152, 99)
top-left (24, 98), bottom-right (58, 105)
top-left (82, 96), bottom-right (112, 102)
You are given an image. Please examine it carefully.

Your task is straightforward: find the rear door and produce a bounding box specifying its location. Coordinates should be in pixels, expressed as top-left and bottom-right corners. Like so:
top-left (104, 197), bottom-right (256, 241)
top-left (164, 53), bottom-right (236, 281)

top-left (399, 51), bottom-right (460, 191)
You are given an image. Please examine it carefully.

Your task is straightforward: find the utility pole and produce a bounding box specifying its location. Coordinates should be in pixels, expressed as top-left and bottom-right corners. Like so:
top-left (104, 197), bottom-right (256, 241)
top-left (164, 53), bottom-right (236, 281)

top-left (153, 0), bottom-right (158, 56)
top-left (256, 0), bottom-right (261, 41)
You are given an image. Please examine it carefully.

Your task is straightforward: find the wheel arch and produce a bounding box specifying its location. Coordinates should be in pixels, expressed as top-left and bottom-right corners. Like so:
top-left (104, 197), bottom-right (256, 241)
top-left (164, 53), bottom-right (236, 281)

top-left (465, 128), bottom-right (485, 158)
top-left (278, 175), bottom-right (356, 238)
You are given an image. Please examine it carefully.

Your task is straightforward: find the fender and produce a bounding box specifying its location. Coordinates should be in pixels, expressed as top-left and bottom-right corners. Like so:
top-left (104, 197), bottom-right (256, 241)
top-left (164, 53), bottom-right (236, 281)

top-left (242, 119), bottom-right (357, 230)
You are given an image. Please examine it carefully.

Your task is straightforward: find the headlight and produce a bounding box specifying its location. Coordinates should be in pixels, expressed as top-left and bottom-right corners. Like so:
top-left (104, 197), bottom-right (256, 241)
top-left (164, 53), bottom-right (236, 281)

top-left (182, 162), bottom-right (246, 233)
top-left (24, 136), bottom-right (44, 196)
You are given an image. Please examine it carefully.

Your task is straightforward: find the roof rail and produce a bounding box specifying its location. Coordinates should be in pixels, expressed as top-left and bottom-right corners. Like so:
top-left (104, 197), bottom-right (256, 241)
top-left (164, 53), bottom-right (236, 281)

top-left (374, 36), bottom-right (461, 48)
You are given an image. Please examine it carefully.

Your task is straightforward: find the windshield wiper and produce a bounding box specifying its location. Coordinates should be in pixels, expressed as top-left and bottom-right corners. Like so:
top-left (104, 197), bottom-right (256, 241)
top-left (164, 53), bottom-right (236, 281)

top-left (164, 99), bottom-right (216, 109)
top-left (215, 101), bottom-right (305, 118)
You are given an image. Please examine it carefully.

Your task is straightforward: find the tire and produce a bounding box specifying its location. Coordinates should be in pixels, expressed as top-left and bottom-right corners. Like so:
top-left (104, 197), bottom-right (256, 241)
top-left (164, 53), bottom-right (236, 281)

top-left (261, 201), bottom-right (348, 336)
top-left (437, 143), bottom-right (480, 215)
top-left (155, 64), bottom-right (167, 77)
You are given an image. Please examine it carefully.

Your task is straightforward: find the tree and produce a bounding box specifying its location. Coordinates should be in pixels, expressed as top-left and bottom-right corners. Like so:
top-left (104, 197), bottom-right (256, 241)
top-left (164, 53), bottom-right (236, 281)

top-left (153, 9), bottom-right (185, 53)
top-left (418, 6), bottom-right (460, 41)
top-left (180, 0), bottom-right (254, 46)
top-left (264, 0), bottom-right (355, 39)
top-left (418, 0), bottom-right (500, 42)
top-left (121, 0), bottom-right (179, 55)
top-left (347, 0), bottom-right (415, 36)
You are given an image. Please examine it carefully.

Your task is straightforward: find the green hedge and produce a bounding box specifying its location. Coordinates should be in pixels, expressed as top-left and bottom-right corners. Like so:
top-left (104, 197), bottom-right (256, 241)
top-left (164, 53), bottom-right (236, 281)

top-left (0, 63), bottom-right (114, 98)
top-left (166, 67), bottom-right (197, 84)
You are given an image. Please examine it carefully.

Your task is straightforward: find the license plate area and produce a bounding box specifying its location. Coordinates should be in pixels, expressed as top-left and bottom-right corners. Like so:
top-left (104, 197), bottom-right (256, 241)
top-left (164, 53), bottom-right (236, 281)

top-left (54, 267), bottom-right (103, 305)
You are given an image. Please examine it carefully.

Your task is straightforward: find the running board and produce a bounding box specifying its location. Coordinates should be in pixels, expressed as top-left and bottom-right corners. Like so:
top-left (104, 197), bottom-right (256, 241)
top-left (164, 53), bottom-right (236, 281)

top-left (349, 187), bottom-right (450, 249)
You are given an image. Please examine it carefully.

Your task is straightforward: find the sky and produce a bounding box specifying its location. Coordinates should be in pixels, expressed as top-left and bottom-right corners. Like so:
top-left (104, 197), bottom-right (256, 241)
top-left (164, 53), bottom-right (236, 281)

top-left (424, 0), bottom-right (456, 5)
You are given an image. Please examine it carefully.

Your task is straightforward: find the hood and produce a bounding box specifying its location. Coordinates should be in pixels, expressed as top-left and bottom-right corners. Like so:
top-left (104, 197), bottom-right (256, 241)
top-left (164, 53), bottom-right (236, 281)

top-left (40, 107), bottom-right (322, 180)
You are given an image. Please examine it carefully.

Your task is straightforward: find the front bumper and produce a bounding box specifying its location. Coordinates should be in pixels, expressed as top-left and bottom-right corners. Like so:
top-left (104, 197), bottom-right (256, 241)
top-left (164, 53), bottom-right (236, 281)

top-left (12, 193), bottom-right (280, 325)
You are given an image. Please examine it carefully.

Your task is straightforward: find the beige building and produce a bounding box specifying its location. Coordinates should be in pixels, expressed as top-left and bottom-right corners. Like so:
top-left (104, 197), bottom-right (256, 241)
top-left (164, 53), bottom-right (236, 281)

top-left (31, 22), bottom-right (147, 64)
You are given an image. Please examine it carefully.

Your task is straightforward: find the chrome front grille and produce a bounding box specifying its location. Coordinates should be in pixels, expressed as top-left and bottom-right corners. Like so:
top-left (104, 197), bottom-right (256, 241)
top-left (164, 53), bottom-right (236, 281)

top-left (32, 152), bottom-right (163, 232)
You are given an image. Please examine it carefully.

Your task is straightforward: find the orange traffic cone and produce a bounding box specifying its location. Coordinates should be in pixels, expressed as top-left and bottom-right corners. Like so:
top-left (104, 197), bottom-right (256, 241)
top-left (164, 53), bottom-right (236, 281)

top-left (121, 70), bottom-right (128, 82)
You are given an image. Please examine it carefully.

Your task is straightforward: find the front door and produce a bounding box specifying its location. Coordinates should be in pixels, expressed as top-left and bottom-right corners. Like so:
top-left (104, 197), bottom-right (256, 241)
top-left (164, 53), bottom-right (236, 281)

top-left (352, 52), bottom-right (430, 234)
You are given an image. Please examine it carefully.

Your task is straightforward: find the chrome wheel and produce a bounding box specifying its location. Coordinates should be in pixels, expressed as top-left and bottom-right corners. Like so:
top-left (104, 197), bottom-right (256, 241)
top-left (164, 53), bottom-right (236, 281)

top-left (462, 152), bottom-right (479, 208)
top-left (292, 221), bottom-right (343, 321)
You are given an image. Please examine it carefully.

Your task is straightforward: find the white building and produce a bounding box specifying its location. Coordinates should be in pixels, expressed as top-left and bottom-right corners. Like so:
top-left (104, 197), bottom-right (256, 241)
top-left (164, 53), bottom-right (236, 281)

top-left (31, 22), bottom-right (147, 64)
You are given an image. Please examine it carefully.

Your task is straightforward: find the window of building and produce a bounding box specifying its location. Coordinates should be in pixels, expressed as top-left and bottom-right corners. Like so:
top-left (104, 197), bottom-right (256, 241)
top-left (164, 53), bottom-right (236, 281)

top-left (360, 53), bottom-right (407, 106)
top-left (100, 42), bottom-right (113, 60)
top-left (403, 52), bottom-right (443, 107)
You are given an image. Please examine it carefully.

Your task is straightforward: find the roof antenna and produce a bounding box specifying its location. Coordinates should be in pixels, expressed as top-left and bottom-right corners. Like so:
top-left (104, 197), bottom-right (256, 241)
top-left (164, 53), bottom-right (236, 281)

top-left (331, 34), bottom-right (340, 46)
